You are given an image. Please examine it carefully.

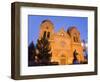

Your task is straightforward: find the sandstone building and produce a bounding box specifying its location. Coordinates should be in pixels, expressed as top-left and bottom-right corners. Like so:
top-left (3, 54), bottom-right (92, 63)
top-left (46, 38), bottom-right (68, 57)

top-left (38, 20), bottom-right (86, 65)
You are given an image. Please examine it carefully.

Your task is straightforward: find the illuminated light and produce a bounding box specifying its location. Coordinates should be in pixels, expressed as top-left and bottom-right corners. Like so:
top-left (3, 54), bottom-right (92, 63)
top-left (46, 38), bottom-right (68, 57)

top-left (81, 42), bottom-right (84, 47)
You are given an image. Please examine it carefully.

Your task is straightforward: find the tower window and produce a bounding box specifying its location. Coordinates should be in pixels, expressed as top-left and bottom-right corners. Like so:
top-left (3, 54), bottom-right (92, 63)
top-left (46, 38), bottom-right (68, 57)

top-left (73, 36), bottom-right (79, 42)
top-left (73, 33), bottom-right (79, 43)
top-left (47, 32), bottom-right (50, 38)
top-left (73, 37), bottom-right (76, 42)
top-left (76, 37), bottom-right (79, 42)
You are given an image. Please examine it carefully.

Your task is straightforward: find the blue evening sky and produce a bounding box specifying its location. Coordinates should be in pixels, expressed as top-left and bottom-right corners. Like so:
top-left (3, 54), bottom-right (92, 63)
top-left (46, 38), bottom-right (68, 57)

top-left (28, 15), bottom-right (88, 45)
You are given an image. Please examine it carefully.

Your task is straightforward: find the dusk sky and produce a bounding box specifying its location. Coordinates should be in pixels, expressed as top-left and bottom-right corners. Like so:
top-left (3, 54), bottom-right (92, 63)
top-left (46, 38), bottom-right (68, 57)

top-left (28, 15), bottom-right (88, 45)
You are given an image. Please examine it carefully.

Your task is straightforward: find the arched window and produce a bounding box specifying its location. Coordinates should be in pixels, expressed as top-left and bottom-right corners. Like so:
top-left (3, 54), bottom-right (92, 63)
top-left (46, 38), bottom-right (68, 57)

top-left (76, 37), bottom-right (79, 42)
top-left (47, 32), bottom-right (50, 38)
top-left (73, 36), bottom-right (76, 42)
top-left (73, 33), bottom-right (79, 43)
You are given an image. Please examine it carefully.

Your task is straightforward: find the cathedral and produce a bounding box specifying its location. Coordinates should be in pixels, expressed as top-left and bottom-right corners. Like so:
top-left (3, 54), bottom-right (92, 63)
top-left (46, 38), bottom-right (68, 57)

top-left (38, 19), bottom-right (86, 65)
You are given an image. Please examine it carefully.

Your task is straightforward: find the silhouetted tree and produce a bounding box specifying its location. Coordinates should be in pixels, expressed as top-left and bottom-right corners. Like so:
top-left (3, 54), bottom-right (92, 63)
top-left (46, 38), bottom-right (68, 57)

top-left (28, 42), bottom-right (36, 66)
top-left (73, 49), bottom-right (79, 64)
top-left (36, 34), bottom-right (52, 65)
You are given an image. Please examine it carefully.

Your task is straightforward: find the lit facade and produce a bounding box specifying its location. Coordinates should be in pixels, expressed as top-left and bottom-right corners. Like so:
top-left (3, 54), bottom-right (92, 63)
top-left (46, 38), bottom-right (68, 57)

top-left (39, 20), bottom-right (85, 65)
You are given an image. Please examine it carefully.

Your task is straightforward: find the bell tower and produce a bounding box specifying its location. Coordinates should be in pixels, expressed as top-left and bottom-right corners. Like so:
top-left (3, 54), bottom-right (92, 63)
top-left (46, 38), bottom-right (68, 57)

top-left (39, 20), bottom-right (54, 39)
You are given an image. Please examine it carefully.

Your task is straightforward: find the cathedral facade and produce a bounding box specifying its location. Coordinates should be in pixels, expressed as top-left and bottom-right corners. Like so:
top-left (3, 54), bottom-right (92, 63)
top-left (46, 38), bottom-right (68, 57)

top-left (39, 20), bottom-right (85, 65)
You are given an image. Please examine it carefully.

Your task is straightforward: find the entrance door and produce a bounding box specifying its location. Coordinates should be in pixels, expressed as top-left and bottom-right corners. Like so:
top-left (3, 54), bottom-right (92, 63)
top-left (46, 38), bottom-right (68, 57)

top-left (60, 55), bottom-right (66, 65)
